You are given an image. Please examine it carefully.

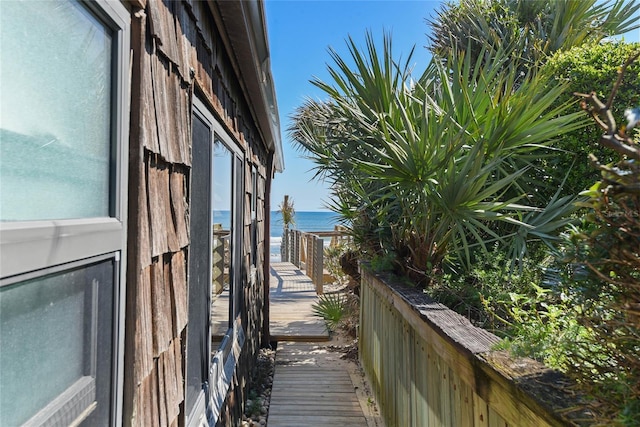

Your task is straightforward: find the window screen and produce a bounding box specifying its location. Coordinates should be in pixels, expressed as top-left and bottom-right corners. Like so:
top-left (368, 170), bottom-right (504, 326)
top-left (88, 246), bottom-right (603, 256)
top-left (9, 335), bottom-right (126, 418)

top-left (0, 257), bottom-right (116, 426)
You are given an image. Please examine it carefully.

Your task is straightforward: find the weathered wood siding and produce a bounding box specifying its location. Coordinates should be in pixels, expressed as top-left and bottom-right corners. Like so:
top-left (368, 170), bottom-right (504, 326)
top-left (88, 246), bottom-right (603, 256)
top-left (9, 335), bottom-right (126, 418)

top-left (125, 0), bottom-right (271, 425)
top-left (360, 269), bottom-right (590, 427)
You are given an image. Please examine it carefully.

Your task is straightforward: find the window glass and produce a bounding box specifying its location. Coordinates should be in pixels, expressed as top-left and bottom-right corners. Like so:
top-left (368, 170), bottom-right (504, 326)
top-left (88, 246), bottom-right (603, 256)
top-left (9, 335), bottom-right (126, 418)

top-left (0, 0), bottom-right (112, 221)
top-left (0, 259), bottom-right (114, 426)
top-left (211, 139), bottom-right (234, 349)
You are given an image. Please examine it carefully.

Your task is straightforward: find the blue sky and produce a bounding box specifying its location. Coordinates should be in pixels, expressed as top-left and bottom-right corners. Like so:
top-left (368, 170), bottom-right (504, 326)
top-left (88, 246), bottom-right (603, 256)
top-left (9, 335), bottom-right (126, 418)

top-left (265, 0), bottom-right (442, 211)
top-left (264, 0), bottom-right (640, 211)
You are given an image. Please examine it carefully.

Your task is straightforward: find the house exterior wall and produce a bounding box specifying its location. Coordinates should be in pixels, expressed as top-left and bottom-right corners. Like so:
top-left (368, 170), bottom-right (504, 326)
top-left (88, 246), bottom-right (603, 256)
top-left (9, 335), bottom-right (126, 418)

top-left (0, 0), bottom-right (277, 424)
top-left (124, 0), bottom-right (277, 426)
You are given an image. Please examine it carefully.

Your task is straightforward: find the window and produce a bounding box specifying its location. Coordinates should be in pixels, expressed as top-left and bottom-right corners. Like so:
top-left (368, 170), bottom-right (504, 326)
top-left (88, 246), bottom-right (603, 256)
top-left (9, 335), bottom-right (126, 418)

top-left (0, 0), bottom-right (129, 425)
top-left (251, 166), bottom-right (258, 269)
top-left (186, 98), bottom-right (246, 425)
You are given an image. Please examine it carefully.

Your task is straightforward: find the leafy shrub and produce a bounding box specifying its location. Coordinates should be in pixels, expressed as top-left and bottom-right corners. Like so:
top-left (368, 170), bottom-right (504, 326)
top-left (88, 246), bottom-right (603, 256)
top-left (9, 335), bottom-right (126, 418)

top-left (429, 245), bottom-right (547, 330)
top-left (491, 282), bottom-right (600, 373)
top-left (540, 41), bottom-right (640, 197)
top-left (312, 293), bottom-right (347, 331)
top-left (496, 53), bottom-right (640, 424)
top-left (324, 242), bottom-right (354, 284)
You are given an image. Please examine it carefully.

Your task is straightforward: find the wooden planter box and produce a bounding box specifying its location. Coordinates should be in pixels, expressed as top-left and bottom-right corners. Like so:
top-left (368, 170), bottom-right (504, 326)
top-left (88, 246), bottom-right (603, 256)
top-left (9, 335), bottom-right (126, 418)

top-left (359, 268), bottom-right (592, 427)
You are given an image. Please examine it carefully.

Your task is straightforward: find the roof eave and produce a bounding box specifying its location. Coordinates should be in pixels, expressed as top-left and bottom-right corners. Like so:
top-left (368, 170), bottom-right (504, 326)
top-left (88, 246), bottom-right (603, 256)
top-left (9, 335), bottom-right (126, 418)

top-left (213, 0), bottom-right (284, 173)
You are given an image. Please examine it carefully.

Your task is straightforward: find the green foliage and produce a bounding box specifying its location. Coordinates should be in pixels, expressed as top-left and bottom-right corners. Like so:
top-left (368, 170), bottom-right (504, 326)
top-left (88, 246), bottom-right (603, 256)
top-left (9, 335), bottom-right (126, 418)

top-left (429, 0), bottom-right (640, 78)
top-left (540, 41), bottom-right (640, 196)
top-left (290, 33), bottom-right (586, 283)
top-left (245, 392), bottom-right (262, 417)
top-left (558, 55), bottom-right (640, 423)
top-left (558, 198), bottom-right (640, 420)
top-left (494, 54), bottom-right (640, 423)
top-left (312, 293), bottom-right (348, 331)
top-left (429, 246), bottom-right (547, 330)
top-left (369, 252), bottom-right (397, 274)
top-left (324, 241), bottom-right (353, 283)
top-left (490, 282), bottom-right (600, 372)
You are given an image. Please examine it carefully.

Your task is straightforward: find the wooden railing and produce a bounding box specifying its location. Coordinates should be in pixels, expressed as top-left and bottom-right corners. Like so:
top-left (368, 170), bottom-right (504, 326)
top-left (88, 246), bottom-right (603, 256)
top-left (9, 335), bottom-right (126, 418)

top-left (280, 227), bottom-right (348, 294)
top-left (359, 268), bottom-right (590, 427)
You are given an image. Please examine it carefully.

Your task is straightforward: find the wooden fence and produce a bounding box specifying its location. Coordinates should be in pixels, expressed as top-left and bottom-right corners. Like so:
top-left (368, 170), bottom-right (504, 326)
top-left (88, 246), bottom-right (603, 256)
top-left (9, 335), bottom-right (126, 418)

top-left (281, 228), bottom-right (348, 294)
top-left (359, 268), bottom-right (591, 427)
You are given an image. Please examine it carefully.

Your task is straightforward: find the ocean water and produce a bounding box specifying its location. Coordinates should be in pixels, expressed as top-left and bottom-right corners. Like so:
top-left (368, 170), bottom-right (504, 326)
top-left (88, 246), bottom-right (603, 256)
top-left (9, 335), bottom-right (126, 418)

top-left (270, 211), bottom-right (340, 260)
top-left (270, 210), bottom-right (339, 238)
top-left (212, 210), bottom-right (341, 260)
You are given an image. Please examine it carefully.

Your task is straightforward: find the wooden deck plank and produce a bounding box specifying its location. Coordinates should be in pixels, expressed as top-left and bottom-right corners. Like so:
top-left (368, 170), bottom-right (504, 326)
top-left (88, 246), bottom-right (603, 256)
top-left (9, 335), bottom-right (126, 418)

top-left (269, 262), bottom-right (329, 342)
top-left (269, 396), bottom-right (362, 404)
top-left (267, 265), bottom-right (369, 426)
top-left (268, 341), bottom-right (368, 427)
top-left (269, 404), bottom-right (364, 414)
top-left (267, 415), bottom-right (368, 426)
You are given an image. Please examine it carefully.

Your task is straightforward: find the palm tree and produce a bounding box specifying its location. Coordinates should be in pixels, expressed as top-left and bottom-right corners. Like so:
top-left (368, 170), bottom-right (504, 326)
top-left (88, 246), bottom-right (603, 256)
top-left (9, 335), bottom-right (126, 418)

top-left (278, 195), bottom-right (295, 260)
top-left (290, 33), bottom-right (588, 284)
top-left (278, 195), bottom-right (295, 231)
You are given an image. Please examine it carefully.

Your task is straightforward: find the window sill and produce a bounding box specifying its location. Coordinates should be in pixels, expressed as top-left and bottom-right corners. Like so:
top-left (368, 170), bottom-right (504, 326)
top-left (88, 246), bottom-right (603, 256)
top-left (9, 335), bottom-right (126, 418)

top-left (0, 218), bottom-right (124, 278)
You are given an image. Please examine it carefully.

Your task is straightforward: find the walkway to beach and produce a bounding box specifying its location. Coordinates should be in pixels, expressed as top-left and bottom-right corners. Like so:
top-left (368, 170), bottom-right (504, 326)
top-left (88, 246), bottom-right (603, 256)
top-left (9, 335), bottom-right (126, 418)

top-left (269, 262), bottom-right (329, 341)
top-left (268, 262), bottom-right (372, 427)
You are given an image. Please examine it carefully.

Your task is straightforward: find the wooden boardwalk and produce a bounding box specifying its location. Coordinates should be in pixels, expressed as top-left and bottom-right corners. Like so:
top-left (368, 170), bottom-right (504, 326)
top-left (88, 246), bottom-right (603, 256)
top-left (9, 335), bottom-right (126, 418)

top-left (268, 343), bottom-right (368, 427)
top-left (269, 262), bottom-right (329, 341)
top-left (267, 263), bottom-right (370, 427)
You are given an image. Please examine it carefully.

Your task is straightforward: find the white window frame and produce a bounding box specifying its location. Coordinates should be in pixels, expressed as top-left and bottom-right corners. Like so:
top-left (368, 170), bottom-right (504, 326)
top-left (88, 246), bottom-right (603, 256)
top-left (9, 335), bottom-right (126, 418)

top-left (0, 0), bottom-right (130, 424)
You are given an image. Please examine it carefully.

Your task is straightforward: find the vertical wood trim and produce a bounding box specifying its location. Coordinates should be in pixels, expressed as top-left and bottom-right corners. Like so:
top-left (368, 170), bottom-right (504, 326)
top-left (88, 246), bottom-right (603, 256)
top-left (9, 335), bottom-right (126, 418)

top-left (169, 168), bottom-right (189, 248)
top-left (124, 9), bottom-right (146, 424)
top-left (163, 169), bottom-right (180, 253)
top-left (134, 266), bottom-right (154, 384)
top-left (261, 152), bottom-right (274, 344)
top-left (170, 250), bottom-right (188, 335)
top-left (157, 355), bottom-right (168, 427)
top-left (474, 393), bottom-right (489, 427)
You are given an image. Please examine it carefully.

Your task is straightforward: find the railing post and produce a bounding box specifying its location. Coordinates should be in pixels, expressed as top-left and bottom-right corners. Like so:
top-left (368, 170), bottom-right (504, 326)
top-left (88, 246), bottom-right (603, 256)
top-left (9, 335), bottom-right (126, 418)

top-left (290, 230), bottom-right (295, 266)
top-left (282, 228), bottom-right (289, 262)
top-left (315, 237), bottom-right (324, 294)
top-left (293, 230), bottom-right (300, 267)
top-left (306, 234), bottom-right (312, 276)
top-left (305, 234), bottom-right (312, 273)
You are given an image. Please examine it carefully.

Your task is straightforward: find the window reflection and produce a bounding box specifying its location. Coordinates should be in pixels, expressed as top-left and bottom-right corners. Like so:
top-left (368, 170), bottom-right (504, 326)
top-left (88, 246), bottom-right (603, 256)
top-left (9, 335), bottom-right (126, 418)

top-left (211, 139), bottom-right (233, 350)
top-left (0, 0), bottom-right (113, 221)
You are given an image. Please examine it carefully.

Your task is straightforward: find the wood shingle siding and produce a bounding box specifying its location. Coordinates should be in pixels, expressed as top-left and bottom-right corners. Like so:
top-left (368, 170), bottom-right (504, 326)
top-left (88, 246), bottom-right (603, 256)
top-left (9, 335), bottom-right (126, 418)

top-left (125, 0), bottom-right (277, 425)
top-left (0, 0), bottom-right (278, 425)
